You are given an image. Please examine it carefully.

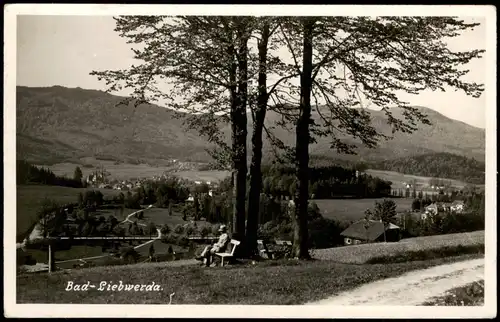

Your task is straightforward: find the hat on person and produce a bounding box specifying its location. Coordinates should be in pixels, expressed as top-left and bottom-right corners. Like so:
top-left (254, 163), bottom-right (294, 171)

top-left (218, 224), bottom-right (227, 232)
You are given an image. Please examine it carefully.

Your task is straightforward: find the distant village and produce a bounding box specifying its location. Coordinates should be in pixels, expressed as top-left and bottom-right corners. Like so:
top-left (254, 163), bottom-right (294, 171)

top-left (84, 169), bottom-right (218, 199)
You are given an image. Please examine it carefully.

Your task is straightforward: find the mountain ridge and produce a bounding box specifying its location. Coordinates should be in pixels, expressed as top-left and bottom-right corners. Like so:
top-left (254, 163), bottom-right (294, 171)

top-left (16, 85), bottom-right (485, 166)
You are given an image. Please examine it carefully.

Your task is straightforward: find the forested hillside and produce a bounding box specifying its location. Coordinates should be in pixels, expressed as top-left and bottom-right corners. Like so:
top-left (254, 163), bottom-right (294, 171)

top-left (368, 152), bottom-right (485, 184)
top-left (17, 86), bottom-right (485, 166)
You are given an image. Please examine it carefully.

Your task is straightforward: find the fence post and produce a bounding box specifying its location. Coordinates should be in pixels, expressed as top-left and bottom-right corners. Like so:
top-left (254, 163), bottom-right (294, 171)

top-left (48, 243), bottom-right (53, 273)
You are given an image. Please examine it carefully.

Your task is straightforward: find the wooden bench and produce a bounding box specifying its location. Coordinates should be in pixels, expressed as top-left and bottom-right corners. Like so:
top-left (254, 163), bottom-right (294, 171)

top-left (214, 239), bottom-right (240, 267)
top-left (257, 239), bottom-right (274, 259)
top-left (275, 240), bottom-right (293, 247)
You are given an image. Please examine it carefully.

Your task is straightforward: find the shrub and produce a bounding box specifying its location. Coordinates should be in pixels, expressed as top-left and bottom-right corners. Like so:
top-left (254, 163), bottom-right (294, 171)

top-left (308, 217), bottom-right (349, 249)
top-left (147, 222), bottom-right (157, 235)
top-left (173, 224), bottom-right (185, 235)
top-left (176, 235), bottom-right (190, 248)
top-left (307, 201), bottom-right (322, 221)
top-left (200, 226), bottom-right (210, 237)
top-left (160, 224), bottom-right (171, 235)
top-left (185, 226), bottom-right (195, 236)
top-left (402, 211), bottom-right (485, 238)
top-left (258, 215), bottom-right (348, 250)
top-left (17, 249), bottom-right (36, 266)
top-left (124, 194), bottom-right (141, 209)
top-left (422, 280), bottom-right (485, 306)
top-left (161, 234), bottom-right (177, 244)
top-left (119, 247), bottom-right (141, 264)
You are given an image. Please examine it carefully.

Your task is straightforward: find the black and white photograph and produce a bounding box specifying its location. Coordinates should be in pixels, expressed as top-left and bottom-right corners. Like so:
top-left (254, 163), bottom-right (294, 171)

top-left (4, 4), bottom-right (497, 318)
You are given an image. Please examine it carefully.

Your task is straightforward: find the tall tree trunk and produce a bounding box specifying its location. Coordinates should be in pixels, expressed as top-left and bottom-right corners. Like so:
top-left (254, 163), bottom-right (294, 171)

top-left (246, 22), bottom-right (270, 258)
top-left (231, 21), bottom-right (249, 247)
top-left (292, 18), bottom-right (314, 259)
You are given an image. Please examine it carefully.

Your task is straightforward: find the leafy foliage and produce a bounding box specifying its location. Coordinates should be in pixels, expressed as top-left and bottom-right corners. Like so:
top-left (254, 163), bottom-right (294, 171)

top-left (88, 16), bottom-right (485, 260)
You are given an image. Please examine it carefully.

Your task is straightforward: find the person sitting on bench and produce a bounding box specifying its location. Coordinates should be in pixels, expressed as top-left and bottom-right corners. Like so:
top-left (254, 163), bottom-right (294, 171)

top-left (196, 225), bottom-right (229, 266)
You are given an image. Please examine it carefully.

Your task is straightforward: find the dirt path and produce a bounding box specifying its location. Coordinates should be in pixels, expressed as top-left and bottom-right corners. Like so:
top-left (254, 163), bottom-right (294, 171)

top-left (308, 258), bottom-right (484, 306)
top-left (119, 205), bottom-right (153, 225)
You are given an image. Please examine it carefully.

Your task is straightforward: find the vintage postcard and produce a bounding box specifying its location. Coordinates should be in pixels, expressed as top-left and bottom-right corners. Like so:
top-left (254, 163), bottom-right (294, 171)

top-left (3, 4), bottom-right (497, 319)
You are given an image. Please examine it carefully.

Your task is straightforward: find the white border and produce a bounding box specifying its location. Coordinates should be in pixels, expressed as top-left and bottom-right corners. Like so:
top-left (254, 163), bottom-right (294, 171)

top-left (4, 4), bottom-right (497, 319)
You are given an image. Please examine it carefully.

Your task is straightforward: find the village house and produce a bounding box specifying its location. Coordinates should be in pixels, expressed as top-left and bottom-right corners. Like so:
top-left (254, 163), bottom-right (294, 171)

top-left (424, 202), bottom-right (459, 216)
top-left (425, 203), bottom-right (439, 215)
top-left (450, 200), bottom-right (465, 213)
top-left (441, 202), bottom-right (453, 212)
top-left (340, 220), bottom-right (401, 245)
top-left (419, 212), bottom-right (429, 221)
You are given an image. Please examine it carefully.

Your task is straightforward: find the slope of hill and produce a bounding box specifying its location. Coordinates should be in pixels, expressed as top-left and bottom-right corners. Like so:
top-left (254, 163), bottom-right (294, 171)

top-left (16, 86), bottom-right (212, 165)
top-left (16, 86), bottom-right (485, 166)
top-left (255, 106), bottom-right (485, 163)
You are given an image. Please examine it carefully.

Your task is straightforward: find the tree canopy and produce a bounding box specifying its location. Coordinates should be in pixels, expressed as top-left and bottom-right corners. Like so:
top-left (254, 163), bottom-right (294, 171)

top-left (91, 15), bottom-right (484, 259)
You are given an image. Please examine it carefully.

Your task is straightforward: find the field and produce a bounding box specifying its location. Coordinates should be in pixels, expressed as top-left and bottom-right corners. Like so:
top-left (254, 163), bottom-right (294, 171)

top-left (28, 245), bottom-right (106, 265)
top-left (95, 206), bottom-right (216, 231)
top-left (312, 230), bottom-right (485, 264)
top-left (139, 207), bottom-right (214, 229)
top-left (171, 170), bottom-right (230, 182)
top-left (44, 159), bottom-right (230, 182)
top-left (16, 253), bottom-right (481, 304)
top-left (364, 169), bottom-right (484, 191)
top-left (43, 160), bottom-right (175, 181)
top-left (314, 198), bottom-right (414, 224)
top-left (16, 185), bottom-right (122, 240)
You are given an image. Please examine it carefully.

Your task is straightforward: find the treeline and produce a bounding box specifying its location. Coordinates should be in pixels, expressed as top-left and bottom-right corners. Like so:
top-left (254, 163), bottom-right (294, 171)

top-left (261, 164), bottom-right (392, 199)
top-left (257, 200), bottom-right (349, 249)
top-left (409, 188), bottom-right (484, 211)
top-left (17, 159), bottom-right (84, 188)
top-left (401, 192), bottom-right (485, 238)
top-left (107, 177), bottom-right (232, 225)
top-left (368, 152), bottom-right (485, 184)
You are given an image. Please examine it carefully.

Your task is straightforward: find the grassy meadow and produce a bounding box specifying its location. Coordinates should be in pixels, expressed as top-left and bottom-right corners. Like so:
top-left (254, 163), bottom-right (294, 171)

top-left (43, 159), bottom-right (231, 182)
top-left (38, 159), bottom-right (175, 180)
top-left (312, 230), bottom-right (485, 264)
top-left (28, 245), bottom-right (106, 265)
top-left (172, 170), bottom-right (230, 182)
top-left (139, 207), bottom-right (214, 228)
top-left (314, 198), bottom-right (413, 224)
top-left (16, 253), bottom-right (482, 304)
top-left (364, 169), bottom-right (483, 190)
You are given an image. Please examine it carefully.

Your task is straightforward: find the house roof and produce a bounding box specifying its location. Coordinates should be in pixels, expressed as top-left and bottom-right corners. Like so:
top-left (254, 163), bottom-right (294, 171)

top-left (340, 220), bottom-right (400, 241)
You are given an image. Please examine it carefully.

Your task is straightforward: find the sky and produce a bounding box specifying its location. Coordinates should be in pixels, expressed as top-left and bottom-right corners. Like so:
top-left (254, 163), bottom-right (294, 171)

top-left (16, 15), bottom-right (488, 128)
